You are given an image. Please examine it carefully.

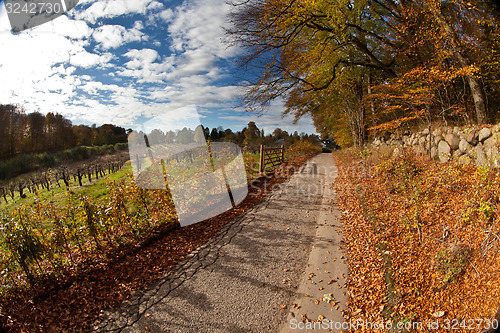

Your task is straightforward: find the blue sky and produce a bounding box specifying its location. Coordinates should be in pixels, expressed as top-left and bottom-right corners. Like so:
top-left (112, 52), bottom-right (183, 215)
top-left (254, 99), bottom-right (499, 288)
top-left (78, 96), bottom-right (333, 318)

top-left (0, 0), bottom-right (317, 134)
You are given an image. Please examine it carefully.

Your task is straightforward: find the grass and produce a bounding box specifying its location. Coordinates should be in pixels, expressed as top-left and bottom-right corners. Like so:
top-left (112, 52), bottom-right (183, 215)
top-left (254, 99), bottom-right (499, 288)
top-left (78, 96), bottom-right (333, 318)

top-left (0, 159), bottom-right (175, 293)
top-left (0, 145), bottom-right (320, 292)
top-left (0, 153), bottom-right (316, 333)
top-left (1, 150), bottom-right (288, 216)
top-left (0, 162), bottom-right (133, 215)
top-left (1, 139), bottom-right (324, 219)
top-left (243, 152), bottom-right (261, 180)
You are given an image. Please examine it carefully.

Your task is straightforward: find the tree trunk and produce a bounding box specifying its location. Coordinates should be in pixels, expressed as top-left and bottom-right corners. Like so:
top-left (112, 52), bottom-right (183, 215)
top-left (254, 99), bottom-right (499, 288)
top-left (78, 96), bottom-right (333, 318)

top-left (465, 74), bottom-right (487, 124)
top-left (356, 81), bottom-right (366, 147)
top-left (432, 8), bottom-right (487, 124)
top-left (367, 73), bottom-right (377, 138)
top-left (346, 82), bottom-right (366, 147)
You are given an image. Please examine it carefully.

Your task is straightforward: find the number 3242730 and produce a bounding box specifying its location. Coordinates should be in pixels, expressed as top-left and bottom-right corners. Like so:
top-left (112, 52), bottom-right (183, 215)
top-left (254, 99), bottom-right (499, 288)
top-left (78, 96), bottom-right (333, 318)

top-left (442, 318), bottom-right (499, 330)
top-left (5, 1), bottom-right (64, 15)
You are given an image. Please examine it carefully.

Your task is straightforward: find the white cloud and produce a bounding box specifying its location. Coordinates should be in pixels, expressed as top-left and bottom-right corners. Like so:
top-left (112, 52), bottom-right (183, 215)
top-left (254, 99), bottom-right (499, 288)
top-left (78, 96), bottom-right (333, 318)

top-left (0, 8), bottom-right (113, 116)
top-left (166, 0), bottom-right (238, 58)
top-left (76, 0), bottom-right (158, 24)
top-left (0, 0), bottom-right (316, 134)
top-left (133, 21), bottom-right (145, 31)
top-left (38, 16), bottom-right (93, 39)
top-left (124, 48), bottom-right (159, 66)
top-left (70, 50), bottom-right (109, 68)
top-left (113, 0), bottom-right (242, 104)
top-left (81, 81), bottom-right (104, 94)
top-left (159, 8), bottom-right (174, 22)
top-left (141, 105), bottom-right (203, 134)
top-left (118, 48), bottom-right (174, 82)
top-left (93, 24), bottom-right (145, 49)
top-left (172, 50), bottom-right (217, 77)
top-left (146, 1), bottom-right (165, 12)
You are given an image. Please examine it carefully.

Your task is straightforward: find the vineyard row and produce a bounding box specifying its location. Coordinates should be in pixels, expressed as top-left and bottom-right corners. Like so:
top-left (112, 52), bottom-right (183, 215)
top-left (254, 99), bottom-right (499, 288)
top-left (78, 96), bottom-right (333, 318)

top-left (0, 157), bottom-right (129, 204)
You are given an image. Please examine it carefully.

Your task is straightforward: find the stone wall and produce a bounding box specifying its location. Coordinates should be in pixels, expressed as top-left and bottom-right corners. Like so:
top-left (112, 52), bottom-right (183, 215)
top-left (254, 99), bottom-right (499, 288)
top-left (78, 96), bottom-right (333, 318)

top-left (371, 123), bottom-right (500, 167)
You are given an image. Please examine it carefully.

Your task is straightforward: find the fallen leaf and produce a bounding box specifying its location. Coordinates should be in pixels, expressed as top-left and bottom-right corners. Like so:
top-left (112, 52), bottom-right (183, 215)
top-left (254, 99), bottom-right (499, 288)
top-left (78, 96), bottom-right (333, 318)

top-left (352, 309), bottom-right (362, 316)
top-left (432, 311), bottom-right (445, 318)
top-left (323, 294), bottom-right (335, 303)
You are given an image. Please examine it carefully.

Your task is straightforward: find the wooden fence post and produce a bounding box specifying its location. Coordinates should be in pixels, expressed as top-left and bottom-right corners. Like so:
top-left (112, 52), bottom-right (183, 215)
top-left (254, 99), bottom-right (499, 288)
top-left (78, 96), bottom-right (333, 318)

top-left (259, 144), bottom-right (264, 173)
top-left (259, 144), bottom-right (286, 174)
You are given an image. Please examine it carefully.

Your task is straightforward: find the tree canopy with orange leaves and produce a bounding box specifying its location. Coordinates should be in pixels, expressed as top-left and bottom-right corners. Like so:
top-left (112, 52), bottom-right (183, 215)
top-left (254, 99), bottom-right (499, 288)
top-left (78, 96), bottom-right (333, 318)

top-left (227, 0), bottom-right (500, 146)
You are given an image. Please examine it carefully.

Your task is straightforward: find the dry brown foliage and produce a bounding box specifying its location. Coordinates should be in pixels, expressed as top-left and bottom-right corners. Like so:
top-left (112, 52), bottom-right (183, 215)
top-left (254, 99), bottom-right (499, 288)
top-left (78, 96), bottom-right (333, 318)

top-left (334, 148), bottom-right (500, 332)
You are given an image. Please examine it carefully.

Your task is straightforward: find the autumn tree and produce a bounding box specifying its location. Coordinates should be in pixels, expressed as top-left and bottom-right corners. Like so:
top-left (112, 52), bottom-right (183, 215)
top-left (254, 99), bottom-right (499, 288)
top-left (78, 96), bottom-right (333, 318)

top-left (226, 0), bottom-right (409, 146)
top-left (193, 125), bottom-right (207, 144)
top-left (243, 121), bottom-right (261, 146)
top-left (147, 129), bottom-right (165, 145)
top-left (45, 112), bottom-right (76, 151)
top-left (0, 104), bottom-right (26, 158)
top-left (0, 104), bottom-right (129, 160)
top-left (73, 125), bottom-right (93, 146)
top-left (27, 111), bottom-right (46, 153)
top-left (165, 130), bottom-right (176, 143)
top-left (227, 0), bottom-right (500, 145)
top-left (435, 0), bottom-right (496, 123)
top-left (177, 127), bottom-right (195, 144)
top-left (368, 0), bottom-right (500, 128)
top-left (272, 128), bottom-right (286, 141)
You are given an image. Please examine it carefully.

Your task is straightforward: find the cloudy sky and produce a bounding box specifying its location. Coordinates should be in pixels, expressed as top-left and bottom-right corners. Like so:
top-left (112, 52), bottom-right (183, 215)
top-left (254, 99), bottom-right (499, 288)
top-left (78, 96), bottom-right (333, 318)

top-left (0, 0), bottom-right (316, 135)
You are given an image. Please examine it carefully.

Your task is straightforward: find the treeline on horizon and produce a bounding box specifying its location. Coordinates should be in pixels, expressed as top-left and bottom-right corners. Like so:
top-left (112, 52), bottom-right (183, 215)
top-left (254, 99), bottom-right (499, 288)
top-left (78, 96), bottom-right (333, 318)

top-left (140, 121), bottom-right (320, 151)
top-left (1, 104), bottom-right (319, 161)
top-left (0, 104), bottom-right (128, 161)
top-left (0, 104), bottom-right (320, 180)
top-left (0, 104), bottom-right (129, 180)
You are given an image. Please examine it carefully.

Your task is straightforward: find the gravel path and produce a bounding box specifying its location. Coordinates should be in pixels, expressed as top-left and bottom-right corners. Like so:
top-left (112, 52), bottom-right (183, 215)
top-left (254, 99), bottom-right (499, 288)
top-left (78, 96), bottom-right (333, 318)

top-left (94, 154), bottom-right (343, 333)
